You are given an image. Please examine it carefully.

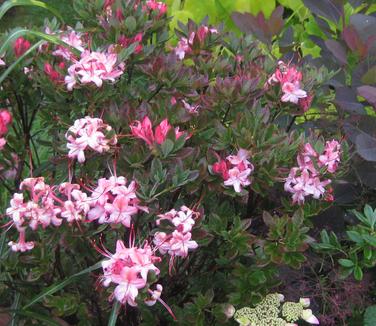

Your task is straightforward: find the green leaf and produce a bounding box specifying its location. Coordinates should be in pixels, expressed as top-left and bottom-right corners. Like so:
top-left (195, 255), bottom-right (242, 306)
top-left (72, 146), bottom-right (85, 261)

top-left (108, 300), bottom-right (121, 326)
top-left (362, 234), bottom-right (376, 247)
top-left (364, 305), bottom-right (376, 326)
top-left (0, 0), bottom-right (64, 23)
top-left (22, 261), bottom-right (102, 310)
top-left (125, 16), bottom-right (137, 33)
top-left (346, 230), bottom-right (363, 244)
top-left (353, 265), bottom-right (364, 281)
top-left (8, 309), bottom-right (61, 326)
top-left (338, 258), bottom-right (354, 268)
top-left (161, 139), bottom-right (174, 157)
top-left (117, 42), bottom-right (137, 62)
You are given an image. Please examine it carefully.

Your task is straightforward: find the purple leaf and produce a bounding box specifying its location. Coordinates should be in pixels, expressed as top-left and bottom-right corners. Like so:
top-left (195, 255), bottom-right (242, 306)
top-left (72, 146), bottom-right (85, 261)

top-left (325, 39), bottom-right (348, 65)
top-left (357, 85), bottom-right (376, 108)
top-left (303, 0), bottom-right (344, 23)
top-left (335, 87), bottom-right (365, 114)
top-left (356, 133), bottom-right (376, 161)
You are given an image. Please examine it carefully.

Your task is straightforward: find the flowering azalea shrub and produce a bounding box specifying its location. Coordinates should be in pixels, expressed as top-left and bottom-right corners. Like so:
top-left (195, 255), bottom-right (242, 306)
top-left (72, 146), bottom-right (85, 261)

top-left (0, 0), bottom-right (374, 325)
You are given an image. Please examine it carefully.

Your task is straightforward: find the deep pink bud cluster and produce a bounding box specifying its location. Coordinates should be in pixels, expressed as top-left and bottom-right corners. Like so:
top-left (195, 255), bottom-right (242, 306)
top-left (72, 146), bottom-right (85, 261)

top-left (143, 0), bottom-right (168, 17)
top-left (267, 61), bottom-right (311, 110)
top-left (130, 116), bottom-right (190, 148)
top-left (13, 37), bottom-right (31, 58)
top-left (284, 140), bottom-right (341, 204)
top-left (174, 25), bottom-right (218, 60)
top-left (153, 206), bottom-right (199, 258)
top-left (212, 149), bottom-right (254, 193)
top-left (5, 178), bottom-right (89, 252)
top-left (0, 109), bottom-right (12, 150)
top-left (64, 50), bottom-right (124, 91)
top-left (118, 33), bottom-right (143, 54)
top-left (66, 116), bottom-right (118, 163)
top-left (87, 176), bottom-right (148, 227)
top-left (101, 239), bottom-right (161, 306)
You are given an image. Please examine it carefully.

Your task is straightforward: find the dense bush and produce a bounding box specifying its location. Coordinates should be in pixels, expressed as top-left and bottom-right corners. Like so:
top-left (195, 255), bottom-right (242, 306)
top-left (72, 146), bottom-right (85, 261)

top-left (0, 0), bottom-right (375, 325)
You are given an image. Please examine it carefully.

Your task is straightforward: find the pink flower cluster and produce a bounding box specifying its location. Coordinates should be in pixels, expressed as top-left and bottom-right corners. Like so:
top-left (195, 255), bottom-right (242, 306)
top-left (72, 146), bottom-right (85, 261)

top-left (0, 109), bottom-right (12, 150)
top-left (130, 116), bottom-right (189, 148)
top-left (212, 149), bottom-right (254, 193)
top-left (5, 178), bottom-right (89, 252)
top-left (268, 61), bottom-right (311, 109)
top-left (143, 0), bottom-right (168, 16)
top-left (284, 140), bottom-right (341, 204)
top-left (64, 50), bottom-right (124, 91)
top-left (100, 239), bottom-right (162, 306)
top-left (66, 116), bottom-right (117, 163)
top-left (87, 176), bottom-right (148, 227)
top-left (53, 29), bottom-right (85, 61)
top-left (153, 206), bottom-right (199, 258)
top-left (175, 26), bottom-right (218, 60)
top-left (4, 174), bottom-right (149, 252)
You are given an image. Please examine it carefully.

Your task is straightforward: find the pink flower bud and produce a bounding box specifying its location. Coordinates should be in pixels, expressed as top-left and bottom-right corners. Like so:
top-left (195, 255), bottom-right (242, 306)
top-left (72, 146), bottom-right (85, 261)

top-left (13, 37), bottom-right (31, 58)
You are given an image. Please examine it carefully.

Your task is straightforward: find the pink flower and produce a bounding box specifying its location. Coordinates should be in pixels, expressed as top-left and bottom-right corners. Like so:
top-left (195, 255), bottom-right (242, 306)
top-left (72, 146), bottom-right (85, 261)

top-left (0, 109), bottom-right (12, 136)
top-left (100, 240), bottom-right (161, 306)
top-left (154, 206), bottom-right (199, 258)
top-left (145, 0), bottom-right (167, 16)
top-left (182, 100), bottom-right (200, 115)
top-left (66, 116), bottom-right (117, 163)
top-left (44, 63), bottom-right (63, 83)
top-left (64, 50), bottom-right (124, 91)
top-left (224, 167), bottom-right (252, 193)
top-left (53, 29), bottom-right (84, 60)
top-left (285, 141), bottom-right (340, 204)
top-left (0, 137), bottom-right (6, 150)
top-left (0, 57), bottom-right (5, 66)
top-left (13, 37), bottom-right (31, 57)
top-left (212, 149), bottom-right (254, 193)
top-left (267, 61), bottom-right (308, 105)
top-left (281, 82), bottom-right (307, 104)
top-left (130, 116), bottom-right (154, 146)
top-left (175, 37), bottom-right (190, 60)
top-left (88, 176), bottom-right (147, 227)
top-left (130, 116), bottom-right (189, 148)
top-left (318, 140), bottom-right (341, 173)
top-left (169, 231), bottom-right (198, 258)
top-left (105, 195), bottom-right (138, 227)
top-left (8, 228), bottom-right (34, 252)
top-left (144, 284), bottom-right (163, 306)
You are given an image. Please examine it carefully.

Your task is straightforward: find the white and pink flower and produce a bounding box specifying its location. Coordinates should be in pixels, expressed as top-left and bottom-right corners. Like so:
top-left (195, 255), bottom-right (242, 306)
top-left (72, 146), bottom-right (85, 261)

top-left (66, 116), bottom-right (117, 163)
top-left (212, 149), bottom-right (254, 193)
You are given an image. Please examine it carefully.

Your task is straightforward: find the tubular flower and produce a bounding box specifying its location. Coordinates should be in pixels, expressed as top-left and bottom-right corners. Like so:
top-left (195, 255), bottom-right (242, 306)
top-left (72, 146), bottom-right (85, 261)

top-left (64, 50), bottom-right (124, 91)
top-left (174, 25), bottom-right (218, 60)
top-left (284, 141), bottom-right (341, 204)
top-left (65, 116), bottom-right (117, 163)
top-left (53, 28), bottom-right (85, 60)
top-left (100, 240), bottom-right (161, 307)
top-left (267, 61), bottom-right (310, 107)
top-left (88, 176), bottom-right (148, 227)
top-left (4, 178), bottom-right (89, 252)
top-left (0, 109), bottom-right (12, 150)
top-left (212, 149), bottom-right (254, 193)
top-left (130, 116), bottom-right (190, 148)
top-left (153, 206), bottom-right (199, 258)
